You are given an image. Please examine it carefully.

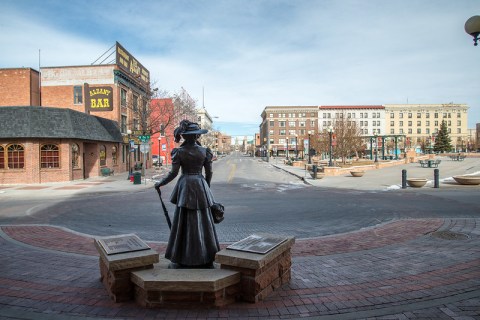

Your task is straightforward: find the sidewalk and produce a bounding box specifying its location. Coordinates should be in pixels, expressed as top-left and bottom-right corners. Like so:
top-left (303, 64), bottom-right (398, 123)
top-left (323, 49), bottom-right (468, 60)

top-left (0, 168), bottom-right (164, 199)
top-left (271, 156), bottom-right (480, 191)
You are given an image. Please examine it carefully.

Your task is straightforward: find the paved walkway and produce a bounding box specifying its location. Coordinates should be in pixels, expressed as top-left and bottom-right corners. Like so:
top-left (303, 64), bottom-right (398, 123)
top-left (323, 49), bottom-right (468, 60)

top-left (0, 158), bottom-right (479, 319)
top-left (0, 219), bottom-right (479, 319)
top-left (270, 156), bottom-right (480, 191)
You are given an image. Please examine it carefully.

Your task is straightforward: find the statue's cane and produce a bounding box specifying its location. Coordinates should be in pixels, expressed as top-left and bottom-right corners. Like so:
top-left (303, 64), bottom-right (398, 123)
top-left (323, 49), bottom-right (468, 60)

top-left (156, 187), bottom-right (172, 230)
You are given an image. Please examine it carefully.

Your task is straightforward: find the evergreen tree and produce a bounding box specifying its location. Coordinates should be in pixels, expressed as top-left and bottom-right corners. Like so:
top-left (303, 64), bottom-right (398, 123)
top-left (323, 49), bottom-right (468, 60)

top-left (433, 120), bottom-right (452, 153)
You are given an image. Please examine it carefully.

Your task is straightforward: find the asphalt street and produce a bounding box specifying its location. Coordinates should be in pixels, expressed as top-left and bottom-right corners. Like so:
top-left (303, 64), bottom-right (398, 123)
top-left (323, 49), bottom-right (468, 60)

top-left (1, 153), bottom-right (479, 242)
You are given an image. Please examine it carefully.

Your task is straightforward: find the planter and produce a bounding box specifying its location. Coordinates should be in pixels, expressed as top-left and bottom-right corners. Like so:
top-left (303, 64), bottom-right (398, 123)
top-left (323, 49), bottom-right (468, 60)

top-left (350, 171), bottom-right (365, 177)
top-left (407, 178), bottom-right (428, 188)
top-left (310, 172), bottom-right (325, 179)
top-left (453, 175), bottom-right (480, 185)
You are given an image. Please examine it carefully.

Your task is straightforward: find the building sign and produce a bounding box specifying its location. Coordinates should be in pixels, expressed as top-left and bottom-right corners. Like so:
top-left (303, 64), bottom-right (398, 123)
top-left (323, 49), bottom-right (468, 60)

top-left (84, 84), bottom-right (113, 112)
top-left (116, 41), bottom-right (150, 87)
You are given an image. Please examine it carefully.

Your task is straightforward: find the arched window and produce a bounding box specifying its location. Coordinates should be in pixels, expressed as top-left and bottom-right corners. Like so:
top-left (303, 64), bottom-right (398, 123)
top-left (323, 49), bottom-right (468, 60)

top-left (40, 144), bottom-right (60, 168)
top-left (0, 146), bottom-right (4, 169)
top-left (112, 145), bottom-right (117, 165)
top-left (100, 145), bottom-right (106, 166)
top-left (7, 144), bottom-right (25, 169)
top-left (72, 143), bottom-right (80, 168)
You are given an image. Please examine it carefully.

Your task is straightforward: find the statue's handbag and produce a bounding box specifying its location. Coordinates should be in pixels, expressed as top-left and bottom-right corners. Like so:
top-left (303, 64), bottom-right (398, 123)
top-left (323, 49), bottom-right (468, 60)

top-left (211, 203), bottom-right (224, 224)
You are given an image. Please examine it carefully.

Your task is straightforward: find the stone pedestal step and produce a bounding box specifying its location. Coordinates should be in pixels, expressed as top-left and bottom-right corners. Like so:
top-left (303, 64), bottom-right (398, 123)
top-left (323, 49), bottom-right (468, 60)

top-left (131, 259), bottom-right (241, 308)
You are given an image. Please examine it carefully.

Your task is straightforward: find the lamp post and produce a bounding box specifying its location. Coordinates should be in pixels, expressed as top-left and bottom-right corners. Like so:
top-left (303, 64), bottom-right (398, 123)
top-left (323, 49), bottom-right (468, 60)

top-left (327, 126), bottom-right (334, 167)
top-left (286, 137), bottom-right (289, 159)
top-left (127, 129), bottom-right (132, 177)
top-left (308, 131), bottom-right (312, 164)
top-left (294, 134), bottom-right (298, 160)
top-left (465, 15), bottom-right (480, 46)
top-left (266, 129), bottom-right (270, 163)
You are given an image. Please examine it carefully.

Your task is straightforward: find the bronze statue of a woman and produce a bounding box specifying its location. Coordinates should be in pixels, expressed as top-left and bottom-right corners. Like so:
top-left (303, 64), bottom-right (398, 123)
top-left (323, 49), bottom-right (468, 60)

top-left (154, 120), bottom-right (220, 268)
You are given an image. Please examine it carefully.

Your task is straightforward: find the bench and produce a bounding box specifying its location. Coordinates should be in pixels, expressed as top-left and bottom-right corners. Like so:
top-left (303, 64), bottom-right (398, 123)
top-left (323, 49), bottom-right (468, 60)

top-left (431, 159), bottom-right (441, 168)
top-left (100, 168), bottom-right (114, 176)
top-left (419, 159), bottom-right (441, 168)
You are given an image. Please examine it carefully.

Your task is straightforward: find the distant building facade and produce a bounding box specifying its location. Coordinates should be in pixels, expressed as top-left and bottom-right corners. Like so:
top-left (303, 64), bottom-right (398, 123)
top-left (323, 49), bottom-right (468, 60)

top-left (384, 103), bottom-right (469, 151)
top-left (260, 103), bottom-right (470, 157)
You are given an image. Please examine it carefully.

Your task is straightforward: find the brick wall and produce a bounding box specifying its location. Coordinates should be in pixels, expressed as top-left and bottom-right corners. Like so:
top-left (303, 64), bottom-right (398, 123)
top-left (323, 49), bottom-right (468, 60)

top-left (0, 139), bottom-right (125, 184)
top-left (0, 68), bottom-right (40, 106)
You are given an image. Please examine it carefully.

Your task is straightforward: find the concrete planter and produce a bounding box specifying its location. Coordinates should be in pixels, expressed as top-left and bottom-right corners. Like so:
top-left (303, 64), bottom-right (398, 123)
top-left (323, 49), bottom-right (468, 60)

top-left (453, 175), bottom-right (480, 185)
top-left (350, 171), bottom-right (365, 177)
top-left (407, 178), bottom-right (428, 188)
top-left (310, 172), bottom-right (325, 179)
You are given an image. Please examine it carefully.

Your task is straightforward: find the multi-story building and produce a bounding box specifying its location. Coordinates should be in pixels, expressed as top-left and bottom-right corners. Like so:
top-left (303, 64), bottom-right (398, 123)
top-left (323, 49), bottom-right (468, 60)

top-left (385, 103), bottom-right (469, 151)
top-left (260, 106), bottom-right (319, 157)
top-left (319, 105), bottom-right (385, 136)
top-left (0, 68), bottom-right (41, 106)
top-left (0, 42), bottom-right (153, 183)
top-left (260, 103), bottom-right (470, 157)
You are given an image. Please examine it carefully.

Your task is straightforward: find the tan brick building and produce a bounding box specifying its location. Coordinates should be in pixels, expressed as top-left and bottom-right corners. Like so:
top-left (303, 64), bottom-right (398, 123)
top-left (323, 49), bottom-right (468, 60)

top-left (385, 103), bottom-right (469, 151)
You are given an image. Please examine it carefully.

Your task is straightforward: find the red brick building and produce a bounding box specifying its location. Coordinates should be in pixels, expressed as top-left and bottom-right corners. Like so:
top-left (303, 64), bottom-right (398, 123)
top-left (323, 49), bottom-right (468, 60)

top-left (0, 107), bottom-right (123, 184)
top-left (0, 42), bottom-right (154, 183)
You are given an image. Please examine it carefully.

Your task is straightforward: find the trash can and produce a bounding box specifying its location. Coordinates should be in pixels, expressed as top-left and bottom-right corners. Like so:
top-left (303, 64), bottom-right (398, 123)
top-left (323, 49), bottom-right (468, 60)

top-left (311, 165), bottom-right (318, 179)
top-left (133, 172), bottom-right (142, 185)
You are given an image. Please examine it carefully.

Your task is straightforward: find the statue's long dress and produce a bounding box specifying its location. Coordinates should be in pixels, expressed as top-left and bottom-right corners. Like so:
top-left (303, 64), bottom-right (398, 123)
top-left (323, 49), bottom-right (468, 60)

top-left (157, 141), bottom-right (219, 266)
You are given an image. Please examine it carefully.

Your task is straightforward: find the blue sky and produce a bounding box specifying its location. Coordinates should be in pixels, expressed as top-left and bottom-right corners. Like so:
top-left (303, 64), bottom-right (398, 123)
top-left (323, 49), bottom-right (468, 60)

top-left (1, 0), bottom-right (479, 137)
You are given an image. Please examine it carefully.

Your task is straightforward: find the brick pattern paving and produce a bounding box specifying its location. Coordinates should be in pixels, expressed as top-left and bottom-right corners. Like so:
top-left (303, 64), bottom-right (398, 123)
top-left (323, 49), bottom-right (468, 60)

top-left (0, 219), bottom-right (479, 319)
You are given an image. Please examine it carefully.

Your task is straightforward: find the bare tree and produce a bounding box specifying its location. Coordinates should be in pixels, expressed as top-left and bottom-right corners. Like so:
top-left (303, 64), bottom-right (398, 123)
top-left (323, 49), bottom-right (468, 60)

top-left (147, 87), bottom-right (198, 137)
top-left (331, 112), bottom-right (364, 164)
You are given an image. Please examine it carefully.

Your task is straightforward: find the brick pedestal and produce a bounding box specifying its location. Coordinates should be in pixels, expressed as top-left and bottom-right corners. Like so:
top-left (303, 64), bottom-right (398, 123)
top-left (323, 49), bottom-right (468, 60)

top-left (215, 235), bottom-right (295, 302)
top-left (94, 239), bottom-right (159, 302)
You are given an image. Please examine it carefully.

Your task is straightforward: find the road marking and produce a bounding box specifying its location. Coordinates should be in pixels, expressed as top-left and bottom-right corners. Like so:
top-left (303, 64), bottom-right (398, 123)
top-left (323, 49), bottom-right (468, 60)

top-left (227, 164), bottom-right (236, 183)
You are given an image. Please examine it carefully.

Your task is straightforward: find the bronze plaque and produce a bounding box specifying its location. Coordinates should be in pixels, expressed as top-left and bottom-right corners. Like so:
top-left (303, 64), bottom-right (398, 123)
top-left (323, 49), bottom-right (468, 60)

top-left (227, 234), bottom-right (288, 254)
top-left (97, 234), bottom-right (150, 255)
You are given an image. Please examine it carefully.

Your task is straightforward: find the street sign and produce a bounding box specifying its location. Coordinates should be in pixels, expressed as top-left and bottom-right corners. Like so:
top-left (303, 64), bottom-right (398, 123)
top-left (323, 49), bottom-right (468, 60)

top-left (140, 143), bottom-right (150, 154)
top-left (138, 135), bottom-right (151, 143)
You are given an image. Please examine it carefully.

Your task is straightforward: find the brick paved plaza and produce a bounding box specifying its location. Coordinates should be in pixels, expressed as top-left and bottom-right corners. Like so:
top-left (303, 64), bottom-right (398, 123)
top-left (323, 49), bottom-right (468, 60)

top-left (1, 218), bottom-right (479, 319)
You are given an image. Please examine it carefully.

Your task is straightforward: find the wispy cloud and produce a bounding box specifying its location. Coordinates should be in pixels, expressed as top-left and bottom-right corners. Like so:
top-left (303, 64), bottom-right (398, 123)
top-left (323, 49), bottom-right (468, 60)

top-left (1, 0), bottom-right (479, 134)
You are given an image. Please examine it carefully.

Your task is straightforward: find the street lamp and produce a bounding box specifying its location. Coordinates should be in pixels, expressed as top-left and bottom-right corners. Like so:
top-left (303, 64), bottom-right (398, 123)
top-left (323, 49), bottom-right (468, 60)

top-left (294, 134), bottom-right (298, 160)
top-left (327, 126), bottom-right (334, 167)
top-left (465, 15), bottom-right (480, 46)
top-left (127, 129), bottom-right (132, 177)
top-left (286, 137), bottom-right (289, 159)
top-left (308, 131), bottom-right (312, 164)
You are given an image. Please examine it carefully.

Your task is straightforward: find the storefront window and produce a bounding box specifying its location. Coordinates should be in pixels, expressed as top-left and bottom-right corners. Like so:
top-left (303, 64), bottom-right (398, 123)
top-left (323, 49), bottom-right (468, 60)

top-left (0, 146), bottom-right (4, 169)
top-left (7, 144), bottom-right (25, 169)
top-left (41, 144), bottom-right (60, 168)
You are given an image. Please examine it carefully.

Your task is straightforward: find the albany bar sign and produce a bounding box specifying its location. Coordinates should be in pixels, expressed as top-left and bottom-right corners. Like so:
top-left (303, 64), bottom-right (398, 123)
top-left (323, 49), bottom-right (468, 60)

top-left (85, 83), bottom-right (113, 112)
